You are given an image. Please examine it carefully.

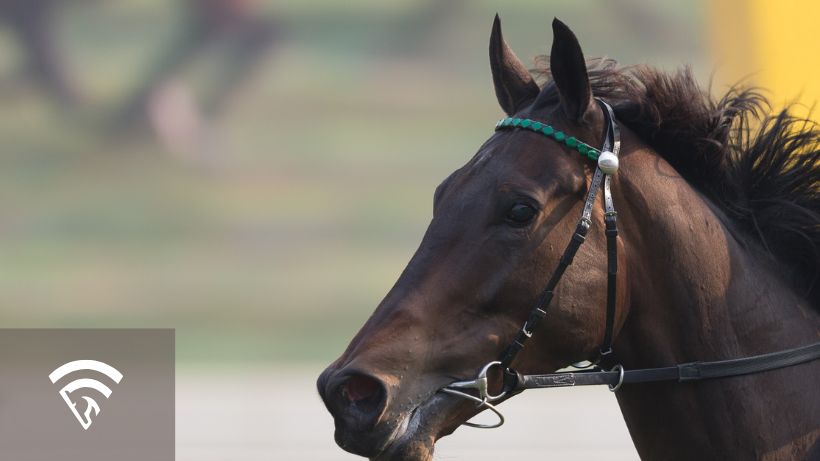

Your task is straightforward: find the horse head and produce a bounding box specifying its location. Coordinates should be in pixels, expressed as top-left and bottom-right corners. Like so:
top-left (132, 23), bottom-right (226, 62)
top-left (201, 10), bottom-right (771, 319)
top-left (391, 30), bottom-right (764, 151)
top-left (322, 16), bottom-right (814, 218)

top-left (317, 17), bottom-right (629, 460)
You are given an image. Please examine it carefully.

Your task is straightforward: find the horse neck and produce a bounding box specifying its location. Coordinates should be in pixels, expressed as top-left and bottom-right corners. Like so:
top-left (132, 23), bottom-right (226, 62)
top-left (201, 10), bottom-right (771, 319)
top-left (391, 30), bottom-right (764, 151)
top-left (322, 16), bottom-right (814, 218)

top-left (610, 143), bottom-right (820, 460)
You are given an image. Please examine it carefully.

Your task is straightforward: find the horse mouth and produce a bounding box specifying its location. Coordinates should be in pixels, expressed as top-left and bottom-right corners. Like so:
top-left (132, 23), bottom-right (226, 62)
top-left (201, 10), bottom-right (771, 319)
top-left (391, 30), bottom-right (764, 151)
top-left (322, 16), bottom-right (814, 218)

top-left (370, 388), bottom-right (487, 461)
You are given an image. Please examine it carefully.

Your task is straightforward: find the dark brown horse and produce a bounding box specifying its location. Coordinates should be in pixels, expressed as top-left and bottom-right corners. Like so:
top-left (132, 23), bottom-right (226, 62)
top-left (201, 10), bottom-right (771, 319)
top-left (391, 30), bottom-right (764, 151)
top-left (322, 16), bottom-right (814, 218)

top-left (318, 17), bottom-right (820, 461)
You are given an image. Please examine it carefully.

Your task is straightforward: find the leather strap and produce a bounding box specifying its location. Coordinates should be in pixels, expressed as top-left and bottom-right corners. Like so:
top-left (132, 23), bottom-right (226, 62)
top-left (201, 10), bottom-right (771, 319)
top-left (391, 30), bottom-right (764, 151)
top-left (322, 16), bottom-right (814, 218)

top-left (598, 99), bottom-right (620, 357)
top-left (512, 342), bottom-right (820, 391)
top-left (499, 221), bottom-right (590, 368)
top-left (498, 98), bottom-right (618, 370)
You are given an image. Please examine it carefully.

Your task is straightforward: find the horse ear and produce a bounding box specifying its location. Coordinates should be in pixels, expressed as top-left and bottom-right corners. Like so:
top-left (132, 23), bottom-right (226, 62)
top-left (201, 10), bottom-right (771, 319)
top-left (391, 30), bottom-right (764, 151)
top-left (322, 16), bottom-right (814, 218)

top-left (490, 14), bottom-right (539, 116)
top-left (549, 18), bottom-right (594, 123)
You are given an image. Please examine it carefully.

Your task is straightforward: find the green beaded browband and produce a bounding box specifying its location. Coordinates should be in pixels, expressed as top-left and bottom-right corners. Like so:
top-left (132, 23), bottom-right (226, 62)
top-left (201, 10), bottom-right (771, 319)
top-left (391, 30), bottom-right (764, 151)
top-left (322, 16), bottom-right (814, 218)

top-left (495, 117), bottom-right (601, 161)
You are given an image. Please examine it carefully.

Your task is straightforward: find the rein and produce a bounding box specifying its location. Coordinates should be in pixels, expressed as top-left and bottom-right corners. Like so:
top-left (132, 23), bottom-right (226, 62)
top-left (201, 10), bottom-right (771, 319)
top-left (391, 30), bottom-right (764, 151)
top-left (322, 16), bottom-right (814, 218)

top-left (441, 99), bottom-right (820, 429)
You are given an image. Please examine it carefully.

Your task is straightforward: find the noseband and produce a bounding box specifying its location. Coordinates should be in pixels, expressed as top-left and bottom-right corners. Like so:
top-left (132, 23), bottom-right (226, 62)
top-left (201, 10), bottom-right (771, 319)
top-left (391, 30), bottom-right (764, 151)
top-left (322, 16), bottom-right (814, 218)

top-left (441, 98), bottom-right (820, 429)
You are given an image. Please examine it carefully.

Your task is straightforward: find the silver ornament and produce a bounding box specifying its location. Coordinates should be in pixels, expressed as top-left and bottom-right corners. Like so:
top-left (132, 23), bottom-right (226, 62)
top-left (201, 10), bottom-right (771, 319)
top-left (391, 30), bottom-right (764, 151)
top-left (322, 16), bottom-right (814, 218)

top-left (597, 151), bottom-right (619, 175)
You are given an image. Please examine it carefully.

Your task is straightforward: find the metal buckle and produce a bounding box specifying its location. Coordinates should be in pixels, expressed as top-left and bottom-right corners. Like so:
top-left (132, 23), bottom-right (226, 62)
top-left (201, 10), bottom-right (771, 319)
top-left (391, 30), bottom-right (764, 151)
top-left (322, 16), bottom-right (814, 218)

top-left (608, 364), bottom-right (624, 392)
top-left (440, 361), bottom-right (508, 429)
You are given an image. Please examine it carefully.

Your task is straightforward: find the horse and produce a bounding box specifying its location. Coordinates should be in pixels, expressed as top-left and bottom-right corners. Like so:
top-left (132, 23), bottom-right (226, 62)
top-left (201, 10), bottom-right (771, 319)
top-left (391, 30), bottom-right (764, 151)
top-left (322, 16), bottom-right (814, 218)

top-left (318, 17), bottom-right (820, 461)
top-left (115, 0), bottom-right (279, 130)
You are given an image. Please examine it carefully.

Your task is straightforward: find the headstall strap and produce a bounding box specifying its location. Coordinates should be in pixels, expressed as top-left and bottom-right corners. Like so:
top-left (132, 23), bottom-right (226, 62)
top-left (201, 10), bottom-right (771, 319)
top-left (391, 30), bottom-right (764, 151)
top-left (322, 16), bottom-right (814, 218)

top-left (498, 98), bottom-right (620, 373)
top-left (441, 98), bottom-right (820, 430)
top-left (599, 100), bottom-right (620, 359)
top-left (445, 99), bottom-right (622, 427)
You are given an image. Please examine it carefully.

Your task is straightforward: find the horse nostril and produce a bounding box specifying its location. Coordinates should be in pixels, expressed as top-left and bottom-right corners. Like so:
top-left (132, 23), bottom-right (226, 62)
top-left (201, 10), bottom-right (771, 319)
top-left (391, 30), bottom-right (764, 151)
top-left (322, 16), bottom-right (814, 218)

top-left (343, 374), bottom-right (382, 403)
top-left (323, 371), bottom-right (387, 431)
top-left (319, 367), bottom-right (389, 433)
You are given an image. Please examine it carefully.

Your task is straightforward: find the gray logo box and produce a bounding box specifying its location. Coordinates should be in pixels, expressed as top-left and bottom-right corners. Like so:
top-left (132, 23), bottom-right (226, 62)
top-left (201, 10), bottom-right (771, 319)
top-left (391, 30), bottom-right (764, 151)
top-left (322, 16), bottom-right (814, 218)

top-left (0, 329), bottom-right (174, 461)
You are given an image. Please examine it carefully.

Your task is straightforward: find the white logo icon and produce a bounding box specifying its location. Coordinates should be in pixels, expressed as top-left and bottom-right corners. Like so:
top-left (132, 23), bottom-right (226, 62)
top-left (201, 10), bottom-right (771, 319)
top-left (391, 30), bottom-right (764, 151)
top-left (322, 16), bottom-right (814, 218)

top-left (48, 360), bottom-right (124, 430)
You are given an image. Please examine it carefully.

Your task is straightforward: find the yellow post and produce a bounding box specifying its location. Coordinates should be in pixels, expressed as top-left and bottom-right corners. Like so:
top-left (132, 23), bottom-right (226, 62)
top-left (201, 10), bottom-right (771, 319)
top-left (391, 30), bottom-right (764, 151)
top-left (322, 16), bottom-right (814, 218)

top-left (708, 0), bottom-right (819, 120)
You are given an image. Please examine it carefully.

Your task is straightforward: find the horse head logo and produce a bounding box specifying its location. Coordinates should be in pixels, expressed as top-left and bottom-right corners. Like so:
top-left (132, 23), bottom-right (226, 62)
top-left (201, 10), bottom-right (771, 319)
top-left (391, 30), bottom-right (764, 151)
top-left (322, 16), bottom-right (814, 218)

top-left (48, 360), bottom-right (124, 430)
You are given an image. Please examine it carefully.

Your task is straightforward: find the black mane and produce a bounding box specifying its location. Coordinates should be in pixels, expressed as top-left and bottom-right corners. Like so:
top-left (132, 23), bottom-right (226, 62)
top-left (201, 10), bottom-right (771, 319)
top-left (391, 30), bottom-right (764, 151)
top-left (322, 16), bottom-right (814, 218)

top-left (535, 59), bottom-right (820, 307)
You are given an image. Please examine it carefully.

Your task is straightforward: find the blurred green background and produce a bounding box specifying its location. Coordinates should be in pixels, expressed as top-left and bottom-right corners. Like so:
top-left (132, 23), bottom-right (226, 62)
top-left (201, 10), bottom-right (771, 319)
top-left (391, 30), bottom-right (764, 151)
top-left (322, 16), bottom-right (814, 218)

top-left (0, 0), bottom-right (709, 364)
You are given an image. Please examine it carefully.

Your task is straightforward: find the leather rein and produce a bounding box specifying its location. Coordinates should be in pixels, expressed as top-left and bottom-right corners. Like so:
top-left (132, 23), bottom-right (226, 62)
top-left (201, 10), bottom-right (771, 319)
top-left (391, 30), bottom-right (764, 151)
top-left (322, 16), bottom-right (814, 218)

top-left (440, 99), bottom-right (820, 429)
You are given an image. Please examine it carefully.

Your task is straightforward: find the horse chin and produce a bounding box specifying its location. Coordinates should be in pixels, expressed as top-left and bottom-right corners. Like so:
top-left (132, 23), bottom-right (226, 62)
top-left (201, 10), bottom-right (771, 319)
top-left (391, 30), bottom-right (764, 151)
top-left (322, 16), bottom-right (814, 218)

top-left (371, 392), bottom-right (476, 461)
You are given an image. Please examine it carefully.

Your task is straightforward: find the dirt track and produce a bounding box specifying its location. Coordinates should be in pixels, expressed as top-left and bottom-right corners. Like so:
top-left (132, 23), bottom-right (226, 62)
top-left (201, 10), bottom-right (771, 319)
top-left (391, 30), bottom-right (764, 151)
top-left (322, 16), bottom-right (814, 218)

top-left (177, 367), bottom-right (640, 460)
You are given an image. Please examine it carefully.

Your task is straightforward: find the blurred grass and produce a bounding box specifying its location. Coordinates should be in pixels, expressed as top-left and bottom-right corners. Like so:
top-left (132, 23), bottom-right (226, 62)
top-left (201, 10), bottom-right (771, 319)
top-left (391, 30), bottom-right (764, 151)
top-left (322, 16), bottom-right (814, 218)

top-left (0, 1), bottom-right (704, 363)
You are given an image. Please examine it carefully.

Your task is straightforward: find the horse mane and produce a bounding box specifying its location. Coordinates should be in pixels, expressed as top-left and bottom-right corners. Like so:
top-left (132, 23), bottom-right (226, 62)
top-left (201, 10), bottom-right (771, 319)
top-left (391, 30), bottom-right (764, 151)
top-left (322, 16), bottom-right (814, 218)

top-left (533, 58), bottom-right (820, 308)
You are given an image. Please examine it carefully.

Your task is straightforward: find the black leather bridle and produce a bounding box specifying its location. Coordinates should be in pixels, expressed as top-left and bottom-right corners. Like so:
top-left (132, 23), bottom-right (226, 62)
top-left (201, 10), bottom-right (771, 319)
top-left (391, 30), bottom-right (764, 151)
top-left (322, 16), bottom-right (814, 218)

top-left (440, 99), bottom-right (820, 429)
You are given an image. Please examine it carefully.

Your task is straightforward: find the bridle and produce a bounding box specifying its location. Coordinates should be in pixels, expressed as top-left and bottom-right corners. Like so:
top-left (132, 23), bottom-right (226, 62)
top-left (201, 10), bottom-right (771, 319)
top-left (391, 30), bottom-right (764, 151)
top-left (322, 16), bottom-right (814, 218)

top-left (440, 98), bottom-right (820, 429)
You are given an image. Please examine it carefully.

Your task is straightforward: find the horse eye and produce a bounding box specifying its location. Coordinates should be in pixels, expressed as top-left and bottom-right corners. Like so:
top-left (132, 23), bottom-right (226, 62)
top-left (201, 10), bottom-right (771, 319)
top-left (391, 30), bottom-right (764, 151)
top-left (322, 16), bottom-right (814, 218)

top-left (506, 203), bottom-right (537, 225)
